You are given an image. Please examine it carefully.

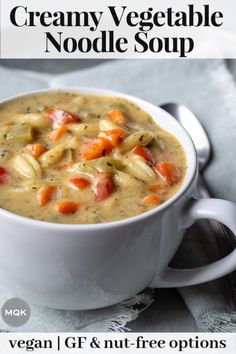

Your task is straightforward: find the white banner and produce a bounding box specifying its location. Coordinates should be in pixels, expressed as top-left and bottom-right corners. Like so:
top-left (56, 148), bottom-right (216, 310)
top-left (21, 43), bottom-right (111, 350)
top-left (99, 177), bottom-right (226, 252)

top-left (1, 0), bottom-right (236, 58)
top-left (0, 333), bottom-right (235, 354)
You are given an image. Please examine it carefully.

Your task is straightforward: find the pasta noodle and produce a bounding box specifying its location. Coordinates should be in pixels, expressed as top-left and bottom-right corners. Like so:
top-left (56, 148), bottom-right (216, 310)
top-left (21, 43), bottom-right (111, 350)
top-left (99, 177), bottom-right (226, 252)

top-left (12, 154), bottom-right (41, 179)
top-left (67, 123), bottom-right (99, 137)
top-left (0, 91), bottom-right (186, 223)
top-left (118, 131), bottom-right (154, 153)
top-left (123, 157), bottom-right (157, 183)
top-left (39, 145), bottom-right (65, 168)
top-left (99, 119), bottom-right (121, 131)
top-left (114, 170), bottom-right (143, 189)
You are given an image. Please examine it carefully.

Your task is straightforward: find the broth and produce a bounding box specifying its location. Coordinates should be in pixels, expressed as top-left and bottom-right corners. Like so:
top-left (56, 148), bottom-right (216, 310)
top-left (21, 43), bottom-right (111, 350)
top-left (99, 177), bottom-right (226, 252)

top-left (0, 91), bottom-right (186, 223)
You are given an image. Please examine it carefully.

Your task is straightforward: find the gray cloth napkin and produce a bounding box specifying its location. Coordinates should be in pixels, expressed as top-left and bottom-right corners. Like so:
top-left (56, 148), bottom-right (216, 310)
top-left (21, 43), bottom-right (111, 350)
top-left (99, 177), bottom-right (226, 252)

top-left (0, 59), bottom-right (236, 332)
top-left (174, 220), bottom-right (236, 332)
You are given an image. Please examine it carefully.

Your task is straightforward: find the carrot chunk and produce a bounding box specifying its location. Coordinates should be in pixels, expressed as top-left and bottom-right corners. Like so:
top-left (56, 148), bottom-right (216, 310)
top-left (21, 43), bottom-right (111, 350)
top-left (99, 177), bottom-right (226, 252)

top-left (55, 201), bottom-right (82, 214)
top-left (37, 186), bottom-right (56, 207)
top-left (48, 125), bottom-right (68, 141)
top-left (108, 109), bottom-right (127, 125)
top-left (147, 184), bottom-right (166, 191)
top-left (0, 167), bottom-right (9, 186)
top-left (69, 177), bottom-right (90, 190)
top-left (132, 146), bottom-right (155, 165)
top-left (80, 139), bottom-right (112, 160)
top-left (93, 172), bottom-right (114, 201)
top-left (45, 108), bottom-right (81, 124)
top-left (98, 129), bottom-right (125, 148)
top-left (26, 144), bottom-right (48, 158)
top-left (155, 162), bottom-right (182, 185)
top-left (142, 194), bottom-right (161, 206)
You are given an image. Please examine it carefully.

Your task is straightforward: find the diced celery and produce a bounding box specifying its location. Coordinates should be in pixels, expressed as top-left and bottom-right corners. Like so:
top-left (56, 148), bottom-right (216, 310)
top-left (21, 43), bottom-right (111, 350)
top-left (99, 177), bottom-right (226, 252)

top-left (6, 123), bottom-right (33, 143)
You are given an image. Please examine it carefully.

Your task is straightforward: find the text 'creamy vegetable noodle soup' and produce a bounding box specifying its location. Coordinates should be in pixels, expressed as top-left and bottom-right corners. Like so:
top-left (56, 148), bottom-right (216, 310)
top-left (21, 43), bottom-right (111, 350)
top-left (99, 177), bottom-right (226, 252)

top-left (0, 91), bottom-right (186, 224)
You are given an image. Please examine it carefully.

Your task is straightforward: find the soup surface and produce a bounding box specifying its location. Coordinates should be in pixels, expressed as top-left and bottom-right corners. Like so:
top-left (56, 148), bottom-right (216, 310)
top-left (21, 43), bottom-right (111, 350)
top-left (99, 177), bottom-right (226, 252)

top-left (0, 91), bottom-right (186, 223)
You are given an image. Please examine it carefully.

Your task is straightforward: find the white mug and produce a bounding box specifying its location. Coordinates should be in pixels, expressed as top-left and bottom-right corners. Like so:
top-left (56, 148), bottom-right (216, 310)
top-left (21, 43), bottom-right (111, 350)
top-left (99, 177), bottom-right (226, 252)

top-left (0, 87), bottom-right (235, 310)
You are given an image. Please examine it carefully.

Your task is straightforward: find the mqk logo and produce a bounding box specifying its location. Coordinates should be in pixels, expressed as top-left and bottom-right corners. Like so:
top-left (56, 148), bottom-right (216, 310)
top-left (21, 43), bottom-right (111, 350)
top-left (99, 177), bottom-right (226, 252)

top-left (1, 298), bottom-right (31, 327)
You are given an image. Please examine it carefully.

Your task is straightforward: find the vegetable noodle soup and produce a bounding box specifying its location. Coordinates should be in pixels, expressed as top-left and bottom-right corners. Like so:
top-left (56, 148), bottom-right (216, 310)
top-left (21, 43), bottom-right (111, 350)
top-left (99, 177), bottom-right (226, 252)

top-left (0, 91), bottom-right (186, 224)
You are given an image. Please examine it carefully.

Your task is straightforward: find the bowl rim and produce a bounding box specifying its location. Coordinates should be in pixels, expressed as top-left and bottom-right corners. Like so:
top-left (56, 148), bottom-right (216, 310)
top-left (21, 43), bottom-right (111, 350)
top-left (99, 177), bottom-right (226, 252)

top-left (0, 87), bottom-right (197, 230)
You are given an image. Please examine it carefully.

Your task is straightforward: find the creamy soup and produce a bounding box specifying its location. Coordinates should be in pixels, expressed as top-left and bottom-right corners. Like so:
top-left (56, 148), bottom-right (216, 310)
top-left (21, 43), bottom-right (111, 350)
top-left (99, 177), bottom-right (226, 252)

top-left (0, 91), bottom-right (186, 223)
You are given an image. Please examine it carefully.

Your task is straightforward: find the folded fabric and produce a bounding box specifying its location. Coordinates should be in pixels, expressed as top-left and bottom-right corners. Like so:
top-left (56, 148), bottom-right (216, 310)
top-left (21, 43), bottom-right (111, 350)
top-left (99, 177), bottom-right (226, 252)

top-left (0, 59), bottom-right (236, 332)
top-left (0, 284), bottom-right (153, 332)
top-left (174, 221), bottom-right (236, 332)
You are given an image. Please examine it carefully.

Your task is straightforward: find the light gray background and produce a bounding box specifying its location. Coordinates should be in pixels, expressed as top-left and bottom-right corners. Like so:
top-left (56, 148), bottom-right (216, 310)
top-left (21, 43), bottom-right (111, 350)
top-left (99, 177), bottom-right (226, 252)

top-left (1, 59), bottom-right (233, 75)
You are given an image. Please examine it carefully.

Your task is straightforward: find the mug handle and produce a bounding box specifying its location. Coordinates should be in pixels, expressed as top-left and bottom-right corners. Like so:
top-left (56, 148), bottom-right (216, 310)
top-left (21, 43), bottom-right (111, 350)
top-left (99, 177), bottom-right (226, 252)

top-left (150, 198), bottom-right (236, 288)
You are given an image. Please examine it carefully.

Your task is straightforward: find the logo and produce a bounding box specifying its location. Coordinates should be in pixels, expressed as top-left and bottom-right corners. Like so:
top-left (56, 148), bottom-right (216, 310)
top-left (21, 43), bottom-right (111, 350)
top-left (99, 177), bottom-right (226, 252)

top-left (1, 298), bottom-right (31, 327)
